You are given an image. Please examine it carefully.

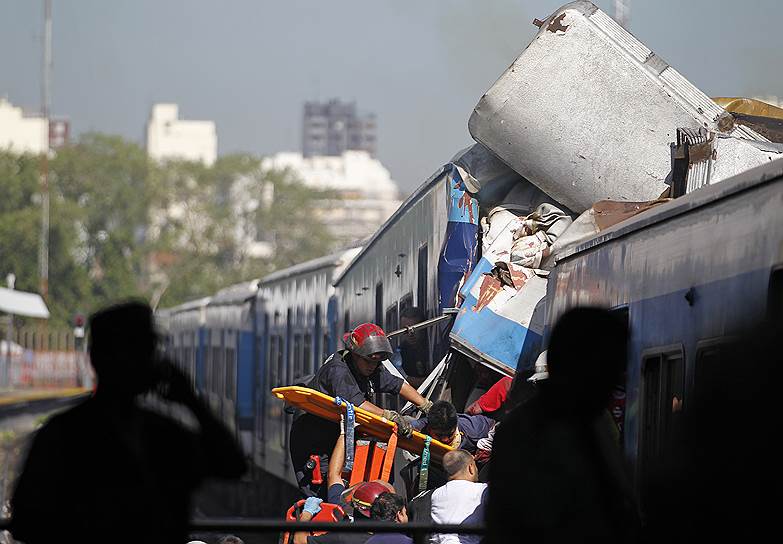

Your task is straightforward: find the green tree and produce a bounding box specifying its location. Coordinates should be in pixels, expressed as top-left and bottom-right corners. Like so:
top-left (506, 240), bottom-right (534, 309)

top-left (2, 135), bottom-right (338, 322)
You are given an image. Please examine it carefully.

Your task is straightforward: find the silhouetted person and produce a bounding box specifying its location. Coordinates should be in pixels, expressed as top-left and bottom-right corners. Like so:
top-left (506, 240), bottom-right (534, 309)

top-left (486, 307), bottom-right (638, 543)
top-left (10, 301), bottom-right (246, 544)
top-left (642, 320), bottom-right (781, 542)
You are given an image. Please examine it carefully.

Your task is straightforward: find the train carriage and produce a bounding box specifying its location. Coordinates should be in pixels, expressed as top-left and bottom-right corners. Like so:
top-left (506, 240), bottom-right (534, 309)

top-left (255, 247), bottom-right (361, 481)
top-left (546, 159), bottom-right (783, 487)
top-left (167, 296), bottom-right (211, 392)
top-left (204, 280), bottom-right (260, 453)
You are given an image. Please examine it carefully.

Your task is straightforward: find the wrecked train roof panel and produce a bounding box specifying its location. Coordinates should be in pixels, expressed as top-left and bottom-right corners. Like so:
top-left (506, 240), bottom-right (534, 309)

top-left (469, 1), bottom-right (761, 213)
top-left (554, 157), bottom-right (783, 263)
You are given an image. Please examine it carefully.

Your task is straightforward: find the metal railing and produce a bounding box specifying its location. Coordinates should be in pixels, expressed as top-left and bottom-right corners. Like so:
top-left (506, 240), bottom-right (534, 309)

top-left (0, 518), bottom-right (486, 544)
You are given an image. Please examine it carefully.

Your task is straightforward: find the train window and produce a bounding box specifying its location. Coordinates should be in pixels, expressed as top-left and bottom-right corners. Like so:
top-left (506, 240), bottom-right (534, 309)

top-left (277, 335), bottom-right (285, 388)
top-left (211, 346), bottom-right (223, 396)
top-left (225, 346), bottom-right (236, 401)
top-left (314, 305), bottom-right (322, 369)
top-left (417, 245), bottom-right (428, 315)
top-left (694, 339), bottom-right (731, 402)
top-left (268, 335), bottom-right (278, 387)
top-left (293, 334), bottom-right (303, 380)
top-left (385, 302), bottom-right (399, 348)
top-left (399, 293), bottom-right (413, 317)
top-left (768, 267), bottom-right (783, 322)
top-left (639, 347), bottom-right (685, 482)
top-left (375, 282), bottom-right (384, 326)
top-left (344, 311), bottom-right (350, 335)
top-left (304, 333), bottom-right (313, 374)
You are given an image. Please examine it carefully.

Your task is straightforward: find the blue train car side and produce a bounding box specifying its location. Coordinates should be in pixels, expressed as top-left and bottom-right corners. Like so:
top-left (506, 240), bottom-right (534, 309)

top-left (546, 159), bottom-right (783, 482)
top-left (255, 248), bottom-right (361, 483)
top-left (204, 280), bottom-right (260, 454)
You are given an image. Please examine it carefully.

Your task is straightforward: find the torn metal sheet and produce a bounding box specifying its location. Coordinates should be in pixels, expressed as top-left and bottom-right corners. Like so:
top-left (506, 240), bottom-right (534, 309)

top-left (450, 263), bottom-right (548, 376)
top-left (672, 129), bottom-right (783, 195)
top-left (437, 144), bottom-right (554, 313)
top-left (448, 203), bottom-right (569, 375)
top-left (437, 164), bottom-right (480, 313)
top-left (468, 1), bottom-right (765, 213)
top-left (549, 198), bottom-right (670, 263)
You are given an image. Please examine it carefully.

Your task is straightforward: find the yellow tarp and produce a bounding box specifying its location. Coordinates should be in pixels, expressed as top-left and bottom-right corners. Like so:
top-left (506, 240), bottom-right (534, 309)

top-left (713, 97), bottom-right (783, 121)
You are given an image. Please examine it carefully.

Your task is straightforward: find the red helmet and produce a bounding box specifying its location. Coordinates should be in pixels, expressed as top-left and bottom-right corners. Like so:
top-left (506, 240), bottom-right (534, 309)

top-left (347, 480), bottom-right (394, 516)
top-left (343, 323), bottom-right (393, 360)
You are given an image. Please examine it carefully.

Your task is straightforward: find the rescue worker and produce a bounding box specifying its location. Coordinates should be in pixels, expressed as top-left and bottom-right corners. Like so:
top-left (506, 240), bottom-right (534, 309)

top-left (293, 480), bottom-right (393, 544)
top-left (289, 323), bottom-right (432, 498)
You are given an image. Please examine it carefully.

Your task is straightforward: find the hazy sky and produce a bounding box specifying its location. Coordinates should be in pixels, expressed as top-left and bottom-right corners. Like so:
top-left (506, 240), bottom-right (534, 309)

top-left (1, 0), bottom-right (781, 192)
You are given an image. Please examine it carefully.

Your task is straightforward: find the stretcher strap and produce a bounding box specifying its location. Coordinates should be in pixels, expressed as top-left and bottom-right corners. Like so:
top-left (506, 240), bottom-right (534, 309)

top-left (419, 436), bottom-right (432, 493)
top-left (381, 426), bottom-right (398, 482)
top-left (334, 396), bottom-right (355, 472)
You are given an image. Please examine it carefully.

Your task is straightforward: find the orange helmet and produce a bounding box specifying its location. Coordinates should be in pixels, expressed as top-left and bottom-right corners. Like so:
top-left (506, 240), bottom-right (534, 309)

top-left (344, 480), bottom-right (394, 517)
top-left (343, 323), bottom-right (393, 360)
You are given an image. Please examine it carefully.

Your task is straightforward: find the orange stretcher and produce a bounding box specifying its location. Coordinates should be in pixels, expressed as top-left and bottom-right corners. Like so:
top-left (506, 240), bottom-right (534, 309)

top-left (272, 386), bottom-right (453, 465)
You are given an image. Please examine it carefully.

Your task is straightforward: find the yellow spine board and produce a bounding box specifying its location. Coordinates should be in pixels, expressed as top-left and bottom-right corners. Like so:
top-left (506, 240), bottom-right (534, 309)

top-left (272, 386), bottom-right (453, 464)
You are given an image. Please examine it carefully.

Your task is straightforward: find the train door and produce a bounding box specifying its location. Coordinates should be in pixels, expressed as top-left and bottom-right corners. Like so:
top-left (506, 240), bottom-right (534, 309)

top-left (638, 345), bottom-right (685, 491)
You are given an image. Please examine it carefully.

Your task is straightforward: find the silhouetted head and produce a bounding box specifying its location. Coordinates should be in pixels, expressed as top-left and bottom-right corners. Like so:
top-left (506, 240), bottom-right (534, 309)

top-left (89, 301), bottom-right (158, 399)
top-left (543, 307), bottom-right (627, 414)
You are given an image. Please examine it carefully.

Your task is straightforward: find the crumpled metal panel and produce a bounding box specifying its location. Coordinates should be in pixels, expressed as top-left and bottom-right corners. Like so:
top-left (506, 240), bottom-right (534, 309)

top-left (469, 1), bottom-right (755, 213)
top-left (672, 128), bottom-right (783, 195)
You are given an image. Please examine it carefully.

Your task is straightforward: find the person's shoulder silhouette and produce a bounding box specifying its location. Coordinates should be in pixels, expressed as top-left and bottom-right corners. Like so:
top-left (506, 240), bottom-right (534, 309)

top-left (11, 301), bottom-right (246, 544)
top-left (487, 307), bottom-right (637, 543)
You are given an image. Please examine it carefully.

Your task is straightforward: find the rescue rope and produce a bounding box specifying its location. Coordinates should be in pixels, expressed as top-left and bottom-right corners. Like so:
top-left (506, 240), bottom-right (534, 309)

top-left (334, 396), bottom-right (355, 472)
top-left (419, 435), bottom-right (432, 493)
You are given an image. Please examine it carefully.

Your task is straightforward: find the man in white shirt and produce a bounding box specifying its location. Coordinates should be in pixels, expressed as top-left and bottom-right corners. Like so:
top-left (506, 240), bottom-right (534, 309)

top-left (429, 449), bottom-right (488, 544)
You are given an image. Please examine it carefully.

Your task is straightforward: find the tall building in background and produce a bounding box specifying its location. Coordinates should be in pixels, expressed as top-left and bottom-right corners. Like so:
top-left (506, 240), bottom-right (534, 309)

top-left (302, 99), bottom-right (376, 158)
top-left (263, 150), bottom-right (401, 247)
top-left (146, 103), bottom-right (217, 166)
top-left (0, 98), bottom-right (48, 154)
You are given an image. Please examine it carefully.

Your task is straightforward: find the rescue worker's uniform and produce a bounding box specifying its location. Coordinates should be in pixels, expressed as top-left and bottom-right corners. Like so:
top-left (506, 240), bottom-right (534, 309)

top-left (289, 325), bottom-right (405, 498)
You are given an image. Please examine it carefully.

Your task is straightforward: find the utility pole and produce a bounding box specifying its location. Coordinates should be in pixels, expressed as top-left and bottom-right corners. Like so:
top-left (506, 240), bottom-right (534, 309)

top-left (39, 0), bottom-right (52, 299)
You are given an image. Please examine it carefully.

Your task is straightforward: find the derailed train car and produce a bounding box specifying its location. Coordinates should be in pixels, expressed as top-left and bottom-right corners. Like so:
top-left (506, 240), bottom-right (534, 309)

top-left (159, 0), bottom-right (783, 495)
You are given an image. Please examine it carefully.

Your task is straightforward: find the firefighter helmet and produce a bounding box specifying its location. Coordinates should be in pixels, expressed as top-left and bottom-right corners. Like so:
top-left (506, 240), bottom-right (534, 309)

top-left (343, 323), bottom-right (393, 360)
top-left (345, 480), bottom-right (394, 517)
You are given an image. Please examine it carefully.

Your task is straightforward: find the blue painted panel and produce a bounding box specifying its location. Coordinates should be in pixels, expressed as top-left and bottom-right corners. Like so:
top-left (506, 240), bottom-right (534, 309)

top-left (619, 267), bottom-right (770, 466)
top-left (451, 292), bottom-right (543, 374)
top-left (236, 331), bottom-right (255, 428)
top-left (438, 168), bottom-right (479, 312)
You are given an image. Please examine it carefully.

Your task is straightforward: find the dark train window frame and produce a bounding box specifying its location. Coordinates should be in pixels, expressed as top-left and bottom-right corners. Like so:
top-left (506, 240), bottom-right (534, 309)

top-left (385, 301), bottom-right (399, 349)
top-left (638, 344), bottom-right (685, 486)
top-left (375, 282), bottom-right (384, 326)
top-left (304, 332), bottom-right (313, 375)
top-left (314, 304), bottom-right (322, 370)
top-left (417, 244), bottom-right (428, 316)
top-left (693, 337), bottom-right (733, 402)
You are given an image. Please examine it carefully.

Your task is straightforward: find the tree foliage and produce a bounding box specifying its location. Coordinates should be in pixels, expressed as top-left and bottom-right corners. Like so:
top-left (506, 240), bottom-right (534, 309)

top-left (0, 134), bottom-right (335, 327)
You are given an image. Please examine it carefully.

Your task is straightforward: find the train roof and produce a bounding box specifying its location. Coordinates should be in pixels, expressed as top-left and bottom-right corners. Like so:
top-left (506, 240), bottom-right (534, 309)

top-left (556, 158), bottom-right (783, 262)
top-left (333, 163), bottom-right (448, 287)
top-left (164, 295), bottom-right (212, 315)
top-left (209, 279), bottom-right (260, 306)
top-left (259, 247), bottom-right (361, 286)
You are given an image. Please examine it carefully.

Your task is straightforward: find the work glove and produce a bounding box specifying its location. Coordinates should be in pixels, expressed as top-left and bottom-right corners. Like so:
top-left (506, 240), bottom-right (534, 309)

top-left (382, 409), bottom-right (413, 438)
top-left (303, 496), bottom-right (323, 516)
top-left (417, 400), bottom-right (434, 414)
